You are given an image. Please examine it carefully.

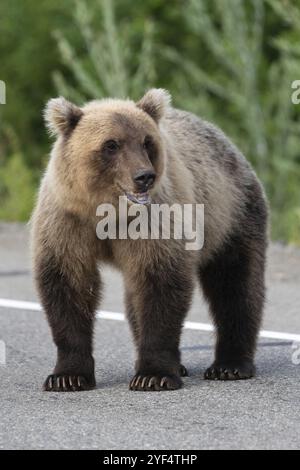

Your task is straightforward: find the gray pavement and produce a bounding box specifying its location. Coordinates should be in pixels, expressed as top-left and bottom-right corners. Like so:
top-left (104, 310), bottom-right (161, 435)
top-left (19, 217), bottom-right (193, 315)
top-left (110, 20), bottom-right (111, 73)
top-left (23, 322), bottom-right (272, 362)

top-left (0, 222), bottom-right (299, 450)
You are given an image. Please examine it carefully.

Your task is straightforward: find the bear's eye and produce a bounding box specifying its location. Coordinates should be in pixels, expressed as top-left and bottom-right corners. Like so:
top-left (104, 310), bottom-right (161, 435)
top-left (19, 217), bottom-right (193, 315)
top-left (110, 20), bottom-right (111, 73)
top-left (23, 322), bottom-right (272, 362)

top-left (103, 140), bottom-right (120, 154)
top-left (143, 135), bottom-right (153, 151)
top-left (143, 135), bottom-right (152, 150)
top-left (143, 135), bottom-right (157, 162)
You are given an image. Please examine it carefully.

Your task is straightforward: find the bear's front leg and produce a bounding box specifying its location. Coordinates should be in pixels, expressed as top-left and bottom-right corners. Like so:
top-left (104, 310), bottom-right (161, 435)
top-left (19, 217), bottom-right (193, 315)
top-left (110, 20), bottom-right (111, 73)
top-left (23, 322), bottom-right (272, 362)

top-left (128, 258), bottom-right (193, 391)
top-left (32, 214), bottom-right (101, 392)
top-left (37, 250), bottom-right (101, 391)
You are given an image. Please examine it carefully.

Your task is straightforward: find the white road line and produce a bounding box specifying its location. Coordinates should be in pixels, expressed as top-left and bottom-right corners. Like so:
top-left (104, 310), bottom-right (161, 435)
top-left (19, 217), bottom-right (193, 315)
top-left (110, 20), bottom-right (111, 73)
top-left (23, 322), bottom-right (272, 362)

top-left (0, 297), bottom-right (300, 342)
top-left (0, 298), bottom-right (41, 311)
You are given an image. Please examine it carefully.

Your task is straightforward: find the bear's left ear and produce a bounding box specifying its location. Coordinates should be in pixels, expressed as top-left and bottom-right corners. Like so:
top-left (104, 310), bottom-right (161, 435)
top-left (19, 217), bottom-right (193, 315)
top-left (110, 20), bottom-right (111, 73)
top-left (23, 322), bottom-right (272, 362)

top-left (44, 97), bottom-right (83, 136)
top-left (136, 88), bottom-right (171, 123)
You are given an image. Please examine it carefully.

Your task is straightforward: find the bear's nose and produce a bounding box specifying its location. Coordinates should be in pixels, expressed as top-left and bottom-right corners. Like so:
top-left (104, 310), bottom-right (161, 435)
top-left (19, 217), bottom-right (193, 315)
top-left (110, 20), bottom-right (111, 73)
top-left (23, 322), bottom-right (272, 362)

top-left (133, 169), bottom-right (156, 191)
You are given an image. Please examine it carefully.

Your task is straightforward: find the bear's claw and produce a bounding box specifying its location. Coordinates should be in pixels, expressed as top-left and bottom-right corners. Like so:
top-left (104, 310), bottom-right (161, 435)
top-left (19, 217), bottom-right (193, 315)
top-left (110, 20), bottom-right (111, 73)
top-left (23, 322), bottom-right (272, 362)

top-left (43, 374), bottom-right (96, 392)
top-left (129, 373), bottom-right (182, 391)
top-left (180, 364), bottom-right (189, 377)
top-left (204, 361), bottom-right (255, 380)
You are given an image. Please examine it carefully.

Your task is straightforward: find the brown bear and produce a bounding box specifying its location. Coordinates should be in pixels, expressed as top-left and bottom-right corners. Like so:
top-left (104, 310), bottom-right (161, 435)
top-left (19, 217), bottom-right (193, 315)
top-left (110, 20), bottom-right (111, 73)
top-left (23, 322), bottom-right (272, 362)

top-left (31, 89), bottom-right (268, 392)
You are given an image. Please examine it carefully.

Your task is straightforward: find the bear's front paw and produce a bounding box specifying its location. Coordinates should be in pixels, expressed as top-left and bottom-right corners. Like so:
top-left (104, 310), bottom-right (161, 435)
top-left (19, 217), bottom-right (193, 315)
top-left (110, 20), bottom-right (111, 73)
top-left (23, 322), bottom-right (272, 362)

top-left (204, 360), bottom-right (255, 381)
top-left (43, 374), bottom-right (96, 392)
top-left (129, 373), bottom-right (182, 391)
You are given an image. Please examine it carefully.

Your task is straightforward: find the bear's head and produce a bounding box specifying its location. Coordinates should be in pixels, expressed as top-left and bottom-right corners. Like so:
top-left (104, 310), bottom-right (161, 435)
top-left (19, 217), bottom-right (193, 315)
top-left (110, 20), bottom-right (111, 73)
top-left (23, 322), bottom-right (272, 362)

top-left (44, 89), bottom-right (170, 213)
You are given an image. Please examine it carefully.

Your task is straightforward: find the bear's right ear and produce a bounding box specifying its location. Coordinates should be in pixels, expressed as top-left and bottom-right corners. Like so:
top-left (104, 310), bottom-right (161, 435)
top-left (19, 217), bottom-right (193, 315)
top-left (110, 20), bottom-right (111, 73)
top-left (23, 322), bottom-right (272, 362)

top-left (44, 97), bottom-right (83, 136)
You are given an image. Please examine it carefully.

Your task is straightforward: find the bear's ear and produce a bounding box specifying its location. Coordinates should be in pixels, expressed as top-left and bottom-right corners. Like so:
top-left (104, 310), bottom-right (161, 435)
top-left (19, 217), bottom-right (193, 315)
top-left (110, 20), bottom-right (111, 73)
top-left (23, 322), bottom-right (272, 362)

top-left (44, 97), bottom-right (83, 136)
top-left (136, 88), bottom-right (171, 123)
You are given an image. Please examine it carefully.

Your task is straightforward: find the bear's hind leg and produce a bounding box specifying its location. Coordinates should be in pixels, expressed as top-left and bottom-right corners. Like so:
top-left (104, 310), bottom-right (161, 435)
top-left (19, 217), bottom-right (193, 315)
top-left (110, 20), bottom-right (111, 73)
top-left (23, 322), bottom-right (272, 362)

top-left (199, 233), bottom-right (266, 380)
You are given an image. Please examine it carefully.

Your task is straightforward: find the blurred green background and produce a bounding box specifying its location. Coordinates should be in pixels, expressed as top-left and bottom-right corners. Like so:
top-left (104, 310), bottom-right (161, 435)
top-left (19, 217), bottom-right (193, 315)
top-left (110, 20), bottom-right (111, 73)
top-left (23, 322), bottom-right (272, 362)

top-left (0, 0), bottom-right (300, 243)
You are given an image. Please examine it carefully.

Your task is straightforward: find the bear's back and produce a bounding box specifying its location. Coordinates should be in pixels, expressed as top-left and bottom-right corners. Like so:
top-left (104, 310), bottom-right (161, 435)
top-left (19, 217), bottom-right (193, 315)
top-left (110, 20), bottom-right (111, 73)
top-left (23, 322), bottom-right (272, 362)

top-left (163, 107), bottom-right (251, 179)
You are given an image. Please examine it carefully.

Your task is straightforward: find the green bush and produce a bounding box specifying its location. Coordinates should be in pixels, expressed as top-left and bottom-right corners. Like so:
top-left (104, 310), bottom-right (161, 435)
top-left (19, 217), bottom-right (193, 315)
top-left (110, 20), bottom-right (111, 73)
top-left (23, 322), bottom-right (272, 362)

top-left (0, 153), bottom-right (37, 221)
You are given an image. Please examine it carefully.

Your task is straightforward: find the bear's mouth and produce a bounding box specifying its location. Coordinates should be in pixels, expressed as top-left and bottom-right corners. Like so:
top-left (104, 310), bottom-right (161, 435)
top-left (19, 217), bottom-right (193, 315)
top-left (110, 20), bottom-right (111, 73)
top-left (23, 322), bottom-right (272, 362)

top-left (125, 192), bottom-right (151, 205)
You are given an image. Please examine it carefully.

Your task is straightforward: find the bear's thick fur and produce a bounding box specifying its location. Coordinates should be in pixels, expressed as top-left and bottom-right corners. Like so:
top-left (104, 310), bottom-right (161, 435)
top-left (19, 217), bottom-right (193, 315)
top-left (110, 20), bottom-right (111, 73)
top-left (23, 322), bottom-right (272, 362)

top-left (31, 89), bottom-right (268, 391)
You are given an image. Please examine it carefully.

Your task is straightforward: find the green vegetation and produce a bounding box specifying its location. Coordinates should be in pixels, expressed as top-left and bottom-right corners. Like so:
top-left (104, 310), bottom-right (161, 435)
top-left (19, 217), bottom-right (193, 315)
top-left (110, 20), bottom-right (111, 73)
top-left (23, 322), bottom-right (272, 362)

top-left (0, 0), bottom-right (300, 243)
top-left (0, 153), bottom-right (36, 221)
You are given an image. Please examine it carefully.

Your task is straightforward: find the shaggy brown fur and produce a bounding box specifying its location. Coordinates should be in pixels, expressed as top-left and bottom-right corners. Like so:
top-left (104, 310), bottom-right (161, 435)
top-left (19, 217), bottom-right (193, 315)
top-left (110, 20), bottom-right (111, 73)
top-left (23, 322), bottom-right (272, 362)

top-left (31, 89), bottom-right (268, 392)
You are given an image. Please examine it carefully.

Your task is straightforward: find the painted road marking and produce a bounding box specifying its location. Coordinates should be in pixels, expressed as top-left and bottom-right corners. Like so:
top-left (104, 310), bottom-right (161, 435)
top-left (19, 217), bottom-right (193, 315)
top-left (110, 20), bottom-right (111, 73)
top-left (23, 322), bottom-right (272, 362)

top-left (0, 297), bottom-right (300, 342)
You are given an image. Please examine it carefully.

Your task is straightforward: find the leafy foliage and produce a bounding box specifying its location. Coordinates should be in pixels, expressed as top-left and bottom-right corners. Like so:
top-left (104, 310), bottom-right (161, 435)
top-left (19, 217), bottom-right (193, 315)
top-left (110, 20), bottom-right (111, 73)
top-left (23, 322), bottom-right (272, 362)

top-left (53, 0), bottom-right (157, 101)
top-left (0, 153), bottom-right (36, 221)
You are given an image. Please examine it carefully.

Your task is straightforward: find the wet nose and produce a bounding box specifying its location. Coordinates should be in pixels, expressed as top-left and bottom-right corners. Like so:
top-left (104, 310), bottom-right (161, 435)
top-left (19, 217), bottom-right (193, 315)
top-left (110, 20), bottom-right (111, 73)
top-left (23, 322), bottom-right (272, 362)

top-left (134, 169), bottom-right (156, 191)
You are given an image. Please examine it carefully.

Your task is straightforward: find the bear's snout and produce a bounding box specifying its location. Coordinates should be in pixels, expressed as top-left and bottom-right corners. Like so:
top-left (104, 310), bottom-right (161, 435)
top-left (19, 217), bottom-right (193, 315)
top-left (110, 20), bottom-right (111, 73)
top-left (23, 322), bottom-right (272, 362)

top-left (133, 169), bottom-right (156, 193)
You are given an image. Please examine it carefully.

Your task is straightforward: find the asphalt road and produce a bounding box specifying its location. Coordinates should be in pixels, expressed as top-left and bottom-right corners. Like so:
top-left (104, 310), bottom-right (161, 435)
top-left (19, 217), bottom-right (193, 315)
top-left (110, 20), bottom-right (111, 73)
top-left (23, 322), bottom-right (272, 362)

top-left (0, 222), bottom-right (299, 450)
